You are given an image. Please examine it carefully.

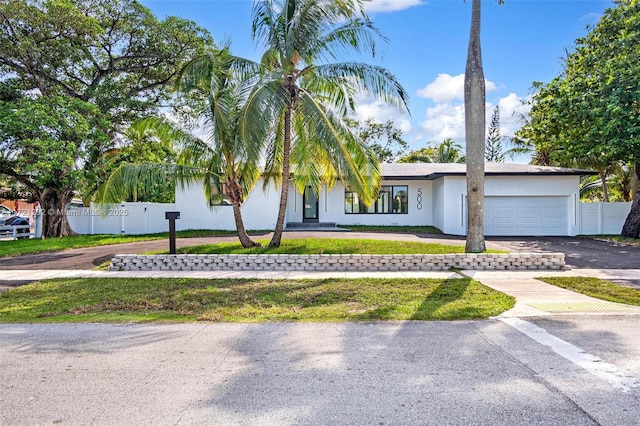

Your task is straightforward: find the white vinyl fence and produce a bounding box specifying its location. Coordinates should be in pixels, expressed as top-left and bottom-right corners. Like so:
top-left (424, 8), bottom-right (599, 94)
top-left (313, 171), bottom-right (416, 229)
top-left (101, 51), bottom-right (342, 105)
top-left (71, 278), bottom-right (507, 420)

top-left (60, 201), bottom-right (635, 236)
top-left (67, 202), bottom-right (179, 235)
top-left (579, 201), bottom-right (633, 235)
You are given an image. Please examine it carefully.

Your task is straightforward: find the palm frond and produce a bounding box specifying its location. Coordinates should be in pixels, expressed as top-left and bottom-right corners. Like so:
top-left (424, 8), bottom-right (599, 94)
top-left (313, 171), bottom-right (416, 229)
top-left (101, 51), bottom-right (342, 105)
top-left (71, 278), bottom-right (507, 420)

top-left (293, 91), bottom-right (381, 204)
top-left (307, 62), bottom-right (409, 113)
top-left (94, 163), bottom-right (206, 205)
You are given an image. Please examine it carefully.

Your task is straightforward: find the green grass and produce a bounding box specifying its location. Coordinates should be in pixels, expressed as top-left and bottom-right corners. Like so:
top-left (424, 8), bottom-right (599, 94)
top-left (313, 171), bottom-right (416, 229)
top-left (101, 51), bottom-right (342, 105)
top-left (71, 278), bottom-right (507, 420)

top-left (0, 229), bottom-right (269, 258)
top-left (538, 277), bottom-right (640, 306)
top-left (175, 238), bottom-right (490, 255)
top-left (0, 277), bottom-right (515, 323)
top-left (580, 235), bottom-right (640, 246)
top-left (339, 225), bottom-right (442, 234)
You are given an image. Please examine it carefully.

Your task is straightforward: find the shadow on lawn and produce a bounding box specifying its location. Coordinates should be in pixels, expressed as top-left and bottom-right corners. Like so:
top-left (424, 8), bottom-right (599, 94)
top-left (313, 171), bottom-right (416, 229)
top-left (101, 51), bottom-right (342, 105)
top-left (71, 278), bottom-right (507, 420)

top-left (407, 278), bottom-right (501, 320)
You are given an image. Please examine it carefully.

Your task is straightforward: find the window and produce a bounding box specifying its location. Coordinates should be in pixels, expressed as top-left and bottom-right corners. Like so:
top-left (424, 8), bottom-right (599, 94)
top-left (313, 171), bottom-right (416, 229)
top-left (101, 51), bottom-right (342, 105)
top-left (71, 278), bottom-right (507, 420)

top-left (345, 185), bottom-right (408, 214)
top-left (209, 183), bottom-right (233, 206)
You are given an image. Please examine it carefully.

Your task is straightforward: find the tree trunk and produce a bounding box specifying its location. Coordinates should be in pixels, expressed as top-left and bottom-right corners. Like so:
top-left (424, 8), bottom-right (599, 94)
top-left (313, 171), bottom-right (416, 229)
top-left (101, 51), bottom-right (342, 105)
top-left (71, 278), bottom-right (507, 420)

top-left (621, 162), bottom-right (640, 239)
top-left (464, 0), bottom-right (486, 253)
top-left (39, 189), bottom-right (76, 238)
top-left (227, 181), bottom-right (260, 248)
top-left (231, 202), bottom-right (260, 248)
top-left (600, 170), bottom-right (609, 202)
top-left (632, 167), bottom-right (639, 199)
top-left (269, 107), bottom-right (292, 248)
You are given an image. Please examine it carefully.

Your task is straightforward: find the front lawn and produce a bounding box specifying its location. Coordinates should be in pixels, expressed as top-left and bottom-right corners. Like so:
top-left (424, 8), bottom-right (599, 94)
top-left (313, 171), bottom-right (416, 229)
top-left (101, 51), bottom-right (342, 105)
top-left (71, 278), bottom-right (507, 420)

top-left (0, 277), bottom-right (515, 323)
top-left (175, 238), bottom-right (489, 255)
top-left (0, 230), bottom-right (267, 258)
top-left (538, 277), bottom-right (640, 306)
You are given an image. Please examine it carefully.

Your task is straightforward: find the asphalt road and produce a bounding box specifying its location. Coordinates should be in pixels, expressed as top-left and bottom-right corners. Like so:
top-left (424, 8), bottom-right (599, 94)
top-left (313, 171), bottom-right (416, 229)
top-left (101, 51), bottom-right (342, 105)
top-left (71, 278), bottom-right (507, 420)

top-left (2, 319), bottom-right (639, 425)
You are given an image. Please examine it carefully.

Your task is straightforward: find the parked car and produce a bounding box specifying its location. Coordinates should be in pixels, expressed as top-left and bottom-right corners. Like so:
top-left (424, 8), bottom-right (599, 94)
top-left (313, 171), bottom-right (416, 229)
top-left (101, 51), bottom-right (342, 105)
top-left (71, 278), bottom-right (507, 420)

top-left (0, 215), bottom-right (31, 239)
top-left (0, 207), bottom-right (31, 239)
top-left (0, 204), bottom-right (15, 220)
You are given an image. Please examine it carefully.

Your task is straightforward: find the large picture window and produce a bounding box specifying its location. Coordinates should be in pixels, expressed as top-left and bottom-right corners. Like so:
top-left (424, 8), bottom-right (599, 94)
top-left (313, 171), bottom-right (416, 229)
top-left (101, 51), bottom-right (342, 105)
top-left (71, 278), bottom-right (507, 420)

top-left (208, 184), bottom-right (232, 206)
top-left (345, 185), bottom-right (408, 214)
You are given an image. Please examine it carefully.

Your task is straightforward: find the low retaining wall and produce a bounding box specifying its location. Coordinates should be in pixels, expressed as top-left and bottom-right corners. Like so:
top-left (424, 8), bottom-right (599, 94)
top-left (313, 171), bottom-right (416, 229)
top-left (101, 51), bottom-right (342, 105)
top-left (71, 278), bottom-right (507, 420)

top-left (110, 253), bottom-right (565, 272)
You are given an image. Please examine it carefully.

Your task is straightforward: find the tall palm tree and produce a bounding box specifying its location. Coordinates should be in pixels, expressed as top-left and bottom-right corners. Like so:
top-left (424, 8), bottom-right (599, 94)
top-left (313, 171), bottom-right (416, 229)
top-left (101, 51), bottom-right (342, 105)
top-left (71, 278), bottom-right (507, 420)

top-left (96, 48), bottom-right (264, 248)
top-left (244, 0), bottom-right (409, 247)
top-left (464, 0), bottom-right (489, 253)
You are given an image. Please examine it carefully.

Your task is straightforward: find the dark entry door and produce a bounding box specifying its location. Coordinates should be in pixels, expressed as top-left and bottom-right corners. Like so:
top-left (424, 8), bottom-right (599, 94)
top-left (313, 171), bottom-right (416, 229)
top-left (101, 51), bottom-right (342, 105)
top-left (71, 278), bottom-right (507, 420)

top-left (303, 186), bottom-right (319, 222)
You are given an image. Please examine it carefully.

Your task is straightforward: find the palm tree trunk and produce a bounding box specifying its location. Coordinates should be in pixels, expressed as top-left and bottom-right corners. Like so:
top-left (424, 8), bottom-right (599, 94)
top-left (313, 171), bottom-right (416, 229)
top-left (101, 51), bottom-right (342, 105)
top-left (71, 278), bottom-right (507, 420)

top-left (269, 107), bottom-right (292, 248)
top-left (621, 162), bottom-right (640, 239)
top-left (226, 180), bottom-right (260, 248)
top-left (464, 0), bottom-right (486, 253)
top-left (231, 202), bottom-right (260, 248)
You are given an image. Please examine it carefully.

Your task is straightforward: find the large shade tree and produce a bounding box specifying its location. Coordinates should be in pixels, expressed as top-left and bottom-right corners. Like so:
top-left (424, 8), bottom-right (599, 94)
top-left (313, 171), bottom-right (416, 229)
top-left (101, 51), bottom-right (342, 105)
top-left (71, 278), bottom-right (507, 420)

top-left (0, 91), bottom-right (108, 237)
top-left (347, 118), bottom-right (409, 163)
top-left (0, 0), bottom-right (210, 237)
top-left (515, 0), bottom-right (640, 238)
top-left (246, 0), bottom-right (409, 247)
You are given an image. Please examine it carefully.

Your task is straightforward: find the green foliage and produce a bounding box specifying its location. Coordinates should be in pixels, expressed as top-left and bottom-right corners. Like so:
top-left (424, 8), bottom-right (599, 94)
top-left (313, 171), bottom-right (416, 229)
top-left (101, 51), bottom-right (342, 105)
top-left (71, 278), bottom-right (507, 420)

top-left (96, 47), bottom-right (266, 247)
top-left (0, 0), bottom-right (211, 125)
top-left (516, 0), bottom-right (640, 167)
top-left (580, 162), bottom-right (635, 202)
top-left (485, 105), bottom-right (506, 162)
top-left (84, 125), bottom-right (178, 203)
top-left (347, 118), bottom-right (409, 163)
top-left (0, 277), bottom-right (515, 322)
top-left (399, 138), bottom-right (466, 163)
top-left (0, 94), bottom-right (109, 195)
top-left (0, 230), bottom-right (250, 258)
top-left (0, 0), bottom-right (211, 235)
top-left (514, 0), bottom-right (640, 237)
top-left (539, 276), bottom-right (640, 306)
top-left (175, 238), bottom-right (475, 255)
top-left (246, 0), bottom-right (409, 246)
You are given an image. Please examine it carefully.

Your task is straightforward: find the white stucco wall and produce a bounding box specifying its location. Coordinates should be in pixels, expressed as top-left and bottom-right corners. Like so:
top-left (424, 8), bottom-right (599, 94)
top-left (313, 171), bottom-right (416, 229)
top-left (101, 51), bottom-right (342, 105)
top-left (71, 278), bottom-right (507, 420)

top-left (295, 180), bottom-right (433, 226)
top-left (171, 174), bottom-right (581, 235)
top-left (439, 175), bottom-right (581, 236)
top-left (174, 179), bottom-right (280, 231)
top-left (432, 178), bottom-right (446, 233)
top-left (437, 176), bottom-right (467, 236)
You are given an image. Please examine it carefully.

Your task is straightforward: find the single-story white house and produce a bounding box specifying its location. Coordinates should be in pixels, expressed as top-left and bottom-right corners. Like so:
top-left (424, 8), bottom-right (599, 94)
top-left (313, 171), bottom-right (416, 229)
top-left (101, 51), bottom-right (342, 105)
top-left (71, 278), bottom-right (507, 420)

top-left (174, 163), bottom-right (597, 237)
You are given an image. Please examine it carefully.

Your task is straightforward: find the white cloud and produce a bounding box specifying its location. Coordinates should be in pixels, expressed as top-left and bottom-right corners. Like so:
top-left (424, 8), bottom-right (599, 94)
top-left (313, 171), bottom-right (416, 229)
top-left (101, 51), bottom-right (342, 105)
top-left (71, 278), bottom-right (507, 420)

top-left (417, 92), bottom-right (531, 146)
top-left (419, 103), bottom-right (466, 141)
top-left (352, 98), bottom-right (412, 133)
top-left (491, 92), bottom-right (531, 139)
top-left (417, 73), bottom-right (498, 103)
top-left (364, 0), bottom-right (423, 13)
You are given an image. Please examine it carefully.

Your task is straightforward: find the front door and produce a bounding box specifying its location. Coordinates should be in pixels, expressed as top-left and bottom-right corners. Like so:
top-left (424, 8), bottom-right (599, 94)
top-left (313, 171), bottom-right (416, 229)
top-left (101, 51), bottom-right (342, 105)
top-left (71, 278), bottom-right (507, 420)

top-left (303, 186), bottom-right (319, 222)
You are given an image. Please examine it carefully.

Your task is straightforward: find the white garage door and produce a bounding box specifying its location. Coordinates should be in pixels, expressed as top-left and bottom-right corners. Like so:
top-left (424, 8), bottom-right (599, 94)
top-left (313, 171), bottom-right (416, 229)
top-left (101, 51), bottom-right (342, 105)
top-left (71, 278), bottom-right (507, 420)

top-left (484, 196), bottom-right (569, 236)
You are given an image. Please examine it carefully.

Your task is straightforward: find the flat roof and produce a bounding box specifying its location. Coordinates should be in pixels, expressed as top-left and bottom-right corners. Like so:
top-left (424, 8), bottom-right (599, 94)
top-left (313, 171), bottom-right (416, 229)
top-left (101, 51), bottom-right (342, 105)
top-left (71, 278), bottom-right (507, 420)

top-left (381, 163), bottom-right (597, 180)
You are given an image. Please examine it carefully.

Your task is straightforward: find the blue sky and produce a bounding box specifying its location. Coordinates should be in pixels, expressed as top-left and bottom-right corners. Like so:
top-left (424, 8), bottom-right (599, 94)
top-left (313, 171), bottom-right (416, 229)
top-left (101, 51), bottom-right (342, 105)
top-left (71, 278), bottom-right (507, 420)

top-left (141, 0), bottom-right (614, 154)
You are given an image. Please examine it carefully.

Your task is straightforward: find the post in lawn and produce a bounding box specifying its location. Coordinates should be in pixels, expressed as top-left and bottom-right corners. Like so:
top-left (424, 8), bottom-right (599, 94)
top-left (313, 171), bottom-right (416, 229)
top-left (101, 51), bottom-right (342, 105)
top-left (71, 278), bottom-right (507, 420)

top-left (165, 211), bottom-right (180, 254)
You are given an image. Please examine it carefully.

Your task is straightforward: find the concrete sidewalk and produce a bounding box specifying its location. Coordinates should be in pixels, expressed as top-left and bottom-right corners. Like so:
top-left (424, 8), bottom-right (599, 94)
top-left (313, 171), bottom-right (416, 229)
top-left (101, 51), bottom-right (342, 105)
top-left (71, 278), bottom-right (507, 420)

top-left (2, 268), bottom-right (639, 317)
